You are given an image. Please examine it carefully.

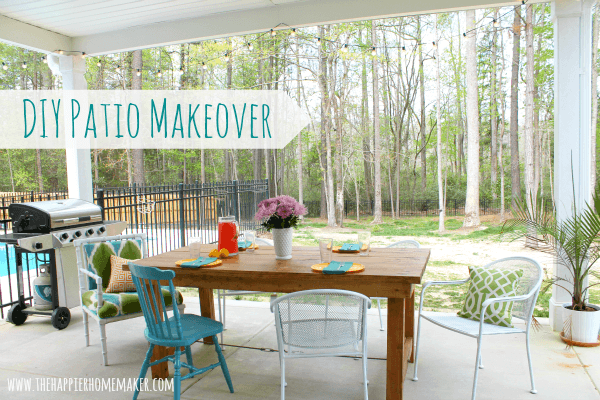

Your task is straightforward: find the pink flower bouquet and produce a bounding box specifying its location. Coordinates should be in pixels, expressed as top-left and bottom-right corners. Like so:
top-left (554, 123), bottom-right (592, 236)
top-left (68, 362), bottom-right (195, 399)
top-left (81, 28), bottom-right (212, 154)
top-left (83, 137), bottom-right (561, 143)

top-left (254, 195), bottom-right (308, 231)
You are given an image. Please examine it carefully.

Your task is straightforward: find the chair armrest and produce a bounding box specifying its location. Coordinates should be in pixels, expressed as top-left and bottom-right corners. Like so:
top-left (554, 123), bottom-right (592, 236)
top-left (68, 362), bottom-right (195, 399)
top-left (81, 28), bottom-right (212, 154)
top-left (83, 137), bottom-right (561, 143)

top-left (481, 293), bottom-right (533, 310)
top-left (79, 268), bottom-right (104, 307)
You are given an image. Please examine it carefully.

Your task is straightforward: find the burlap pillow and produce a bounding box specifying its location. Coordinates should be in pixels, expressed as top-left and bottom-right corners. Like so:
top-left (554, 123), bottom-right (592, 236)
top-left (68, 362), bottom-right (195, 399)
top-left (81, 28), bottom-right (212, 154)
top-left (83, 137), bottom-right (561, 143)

top-left (105, 255), bottom-right (138, 293)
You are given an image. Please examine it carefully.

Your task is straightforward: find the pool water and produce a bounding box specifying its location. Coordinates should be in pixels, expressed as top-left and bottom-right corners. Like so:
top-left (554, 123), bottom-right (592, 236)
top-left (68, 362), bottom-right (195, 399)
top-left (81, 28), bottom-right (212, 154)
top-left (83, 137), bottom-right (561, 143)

top-left (0, 246), bottom-right (46, 277)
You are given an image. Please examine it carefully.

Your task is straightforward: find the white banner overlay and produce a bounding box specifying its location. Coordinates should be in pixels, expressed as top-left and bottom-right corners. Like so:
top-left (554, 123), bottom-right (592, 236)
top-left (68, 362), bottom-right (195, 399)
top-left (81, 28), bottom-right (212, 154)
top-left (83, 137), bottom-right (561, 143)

top-left (0, 90), bottom-right (310, 149)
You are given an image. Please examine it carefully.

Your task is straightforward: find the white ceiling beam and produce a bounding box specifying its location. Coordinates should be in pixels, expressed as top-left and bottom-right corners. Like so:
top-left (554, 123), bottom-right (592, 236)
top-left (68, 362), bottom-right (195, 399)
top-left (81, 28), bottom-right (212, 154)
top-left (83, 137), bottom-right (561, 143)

top-left (74, 0), bottom-right (541, 56)
top-left (0, 14), bottom-right (72, 54)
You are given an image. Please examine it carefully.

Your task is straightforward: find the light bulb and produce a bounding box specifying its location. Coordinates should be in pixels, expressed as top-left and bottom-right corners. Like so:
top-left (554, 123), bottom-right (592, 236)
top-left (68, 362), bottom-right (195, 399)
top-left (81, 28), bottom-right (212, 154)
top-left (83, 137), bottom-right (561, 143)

top-left (82, 52), bottom-right (86, 58)
top-left (317, 37), bottom-right (321, 44)
top-left (340, 44), bottom-right (348, 53)
top-left (224, 52), bottom-right (230, 62)
top-left (42, 56), bottom-right (47, 63)
top-left (97, 61), bottom-right (101, 67)
top-left (116, 66), bottom-right (121, 73)
top-left (493, 19), bottom-right (500, 28)
top-left (371, 46), bottom-right (376, 56)
top-left (270, 29), bottom-right (276, 37)
top-left (2, 62), bottom-right (7, 71)
top-left (58, 50), bottom-right (64, 55)
top-left (21, 61), bottom-right (27, 69)
top-left (290, 28), bottom-right (296, 37)
top-left (432, 41), bottom-right (437, 49)
top-left (247, 42), bottom-right (253, 51)
top-left (136, 69), bottom-right (141, 76)
top-left (202, 62), bottom-right (207, 70)
top-left (157, 69), bottom-right (162, 77)
top-left (401, 46), bottom-right (407, 54)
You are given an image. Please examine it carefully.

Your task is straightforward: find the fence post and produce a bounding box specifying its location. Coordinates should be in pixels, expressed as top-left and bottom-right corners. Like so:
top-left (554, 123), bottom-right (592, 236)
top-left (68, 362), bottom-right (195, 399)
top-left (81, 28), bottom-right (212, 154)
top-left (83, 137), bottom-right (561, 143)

top-left (97, 189), bottom-right (105, 221)
top-left (233, 180), bottom-right (239, 222)
top-left (133, 182), bottom-right (139, 230)
top-left (179, 183), bottom-right (186, 247)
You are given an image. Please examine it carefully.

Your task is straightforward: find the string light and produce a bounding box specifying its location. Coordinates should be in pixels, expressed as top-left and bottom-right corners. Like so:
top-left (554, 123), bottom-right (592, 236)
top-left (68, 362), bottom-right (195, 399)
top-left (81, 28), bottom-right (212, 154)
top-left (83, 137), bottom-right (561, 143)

top-left (21, 61), bottom-right (26, 69)
top-left (432, 41), bottom-right (437, 49)
top-left (401, 46), bottom-right (407, 54)
top-left (42, 56), bottom-right (47, 63)
top-left (340, 44), bottom-right (349, 53)
top-left (317, 37), bottom-right (321, 44)
top-left (371, 46), bottom-right (377, 56)
top-left (270, 29), bottom-right (276, 37)
top-left (58, 50), bottom-right (64, 55)
top-left (82, 52), bottom-right (86, 58)
top-left (493, 19), bottom-right (500, 28)
top-left (290, 28), bottom-right (296, 37)
top-left (247, 42), bottom-right (253, 51)
top-left (202, 62), bottom-right (207, 70)
top-left (97, 60), bottom-right (101, 67)
top-left (157, 69), bottom-right (162, 77)
top-left (2, 62), bottom-right (7, 71)
top-left (224, 52), bottom-right (230, 62)
top-left (116, 66), bottom-right (121, 73)
top-left (136, 69), bottom-right (141, 76)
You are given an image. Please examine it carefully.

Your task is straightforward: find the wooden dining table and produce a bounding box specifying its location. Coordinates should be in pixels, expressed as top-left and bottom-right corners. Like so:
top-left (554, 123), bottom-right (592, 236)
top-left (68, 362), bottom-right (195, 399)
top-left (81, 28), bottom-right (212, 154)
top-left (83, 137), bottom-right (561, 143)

top-left (132, 244), bottom-right (430, 400)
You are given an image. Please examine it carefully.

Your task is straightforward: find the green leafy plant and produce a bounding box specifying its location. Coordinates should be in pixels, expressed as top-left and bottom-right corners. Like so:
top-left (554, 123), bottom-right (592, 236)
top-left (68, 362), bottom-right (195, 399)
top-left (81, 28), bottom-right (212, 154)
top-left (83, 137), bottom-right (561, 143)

top-left (502, 183), bottom-right (600, 312)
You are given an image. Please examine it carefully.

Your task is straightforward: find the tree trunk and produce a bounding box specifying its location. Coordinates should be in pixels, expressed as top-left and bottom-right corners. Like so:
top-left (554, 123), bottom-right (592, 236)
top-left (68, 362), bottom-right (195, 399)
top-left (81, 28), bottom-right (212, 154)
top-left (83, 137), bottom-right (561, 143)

top-left (463, 10), bottom-right (480, 228)
top-left (334, 95), bottom-right (344, 227)
top-left (490, 9), bottom-right (499, 199)
top-left (510, 5), bottom-right (522, 207)
top-left (36, 149), bottom-right (44, 192)
top-left (435, 16), bottom-right (445, 232)
top-left (372, 22), bottom-right (383, 224)
top-left (361, 28), bottom-right (372, 205)
top-left (296, 36), bottom-right (304, 214)
top-left (418, 17), bottom-right (427, 192)
top-left (131, 50), bottom-right (145, 186)
top-left (524, 5), bottom-right (537, 212)
top-left (319, 26), bottom-right (329, 219)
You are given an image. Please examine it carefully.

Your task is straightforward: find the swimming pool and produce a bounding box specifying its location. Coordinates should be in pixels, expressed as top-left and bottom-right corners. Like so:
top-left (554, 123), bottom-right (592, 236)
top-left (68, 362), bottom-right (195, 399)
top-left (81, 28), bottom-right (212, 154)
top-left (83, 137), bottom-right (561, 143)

top-left (0, 246), bottom-right (46, 277)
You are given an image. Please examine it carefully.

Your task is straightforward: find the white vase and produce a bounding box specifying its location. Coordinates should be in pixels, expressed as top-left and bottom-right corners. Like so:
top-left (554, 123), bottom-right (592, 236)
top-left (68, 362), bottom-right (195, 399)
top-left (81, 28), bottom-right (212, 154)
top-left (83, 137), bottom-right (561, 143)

top-left (562, 303), bottom-right (600, 343)
top-left (272, 228), bottom-right (293, 260)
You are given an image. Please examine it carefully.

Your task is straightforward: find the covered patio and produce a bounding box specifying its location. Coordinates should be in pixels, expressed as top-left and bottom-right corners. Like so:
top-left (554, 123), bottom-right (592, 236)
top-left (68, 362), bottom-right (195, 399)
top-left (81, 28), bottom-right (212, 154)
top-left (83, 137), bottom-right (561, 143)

top-left (0, 299), bottom-right (598, 399)
top-left (0, 0), bottom-right (598, 399)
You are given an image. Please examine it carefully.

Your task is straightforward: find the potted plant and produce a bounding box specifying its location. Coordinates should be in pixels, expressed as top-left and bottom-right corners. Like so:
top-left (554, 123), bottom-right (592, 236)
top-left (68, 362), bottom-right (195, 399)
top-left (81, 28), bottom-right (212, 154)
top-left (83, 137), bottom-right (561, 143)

top-left (503, 187), bottom-right (600, 345)
top-left (255, 195), bottom-right (307, 260)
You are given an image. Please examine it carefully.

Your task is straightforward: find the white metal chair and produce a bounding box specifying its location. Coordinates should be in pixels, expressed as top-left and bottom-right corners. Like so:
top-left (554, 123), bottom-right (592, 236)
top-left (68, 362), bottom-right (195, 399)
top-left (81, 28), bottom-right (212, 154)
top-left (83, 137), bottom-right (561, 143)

top-left (216, 237), bottom-right (275, 343)
top-left (373, 240), bottom-right (421, 330)
top-left (270, 289), bottom-right (371, 400)
top-left (412, 256), bottom-right (543, 400)
top-left (74, 233), bottom-right (185, 365)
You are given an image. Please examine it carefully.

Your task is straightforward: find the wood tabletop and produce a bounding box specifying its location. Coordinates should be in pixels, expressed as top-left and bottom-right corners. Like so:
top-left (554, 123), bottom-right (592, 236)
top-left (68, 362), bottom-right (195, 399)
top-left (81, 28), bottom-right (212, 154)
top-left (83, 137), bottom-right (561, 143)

top-left (133, 245), bottom-right (430, 298)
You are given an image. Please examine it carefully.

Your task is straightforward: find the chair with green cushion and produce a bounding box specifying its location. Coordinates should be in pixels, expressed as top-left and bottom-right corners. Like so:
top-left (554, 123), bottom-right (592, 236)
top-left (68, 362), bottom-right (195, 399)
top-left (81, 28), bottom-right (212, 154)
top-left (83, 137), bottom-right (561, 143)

top-left (74, 233), bottom-right (185, 366)
top-left (412, 256), bottom-right (543, 400)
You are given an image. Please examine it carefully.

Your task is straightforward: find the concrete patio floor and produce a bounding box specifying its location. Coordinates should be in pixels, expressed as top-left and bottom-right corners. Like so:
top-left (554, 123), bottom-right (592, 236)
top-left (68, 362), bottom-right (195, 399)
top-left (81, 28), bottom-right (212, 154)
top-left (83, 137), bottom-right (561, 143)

top-left (0, 299), bottom-right (598, 400)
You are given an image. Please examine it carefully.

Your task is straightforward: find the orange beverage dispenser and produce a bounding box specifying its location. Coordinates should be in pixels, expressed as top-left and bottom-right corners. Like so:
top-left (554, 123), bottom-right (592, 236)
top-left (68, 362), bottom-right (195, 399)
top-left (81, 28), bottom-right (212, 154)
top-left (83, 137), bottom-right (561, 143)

top-left (218, 216), bottom-right (239, 256)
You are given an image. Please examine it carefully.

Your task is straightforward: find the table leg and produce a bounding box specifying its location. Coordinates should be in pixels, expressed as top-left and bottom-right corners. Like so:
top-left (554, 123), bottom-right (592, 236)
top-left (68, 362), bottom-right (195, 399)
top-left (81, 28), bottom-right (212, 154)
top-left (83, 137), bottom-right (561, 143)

top-left (405, 288), bottom-right (415, 363)
top-left (199, 287), bottom-right (215, 344)
top-left (387, 297), bottom-right (406, 400)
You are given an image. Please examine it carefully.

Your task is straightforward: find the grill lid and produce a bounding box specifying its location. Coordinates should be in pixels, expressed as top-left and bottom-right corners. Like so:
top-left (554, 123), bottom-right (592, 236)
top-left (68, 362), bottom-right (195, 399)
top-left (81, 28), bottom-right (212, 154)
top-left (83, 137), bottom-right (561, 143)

top-left (9, 199), bottom-right (102, 233)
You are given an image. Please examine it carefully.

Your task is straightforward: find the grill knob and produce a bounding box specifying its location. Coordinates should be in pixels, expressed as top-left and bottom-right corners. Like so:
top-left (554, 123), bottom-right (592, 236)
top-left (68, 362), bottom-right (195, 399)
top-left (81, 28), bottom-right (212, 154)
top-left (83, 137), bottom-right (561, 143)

top-left (86, 228), bottom-right (94, 237)
top-left (34, 242), bottom-right (43, 250)
top-left (60, 233), bottom-right (69, 241)
top-left (73, 231), bottom-right (82, 238)
top-left (98, 226), bottom-right (106, 234)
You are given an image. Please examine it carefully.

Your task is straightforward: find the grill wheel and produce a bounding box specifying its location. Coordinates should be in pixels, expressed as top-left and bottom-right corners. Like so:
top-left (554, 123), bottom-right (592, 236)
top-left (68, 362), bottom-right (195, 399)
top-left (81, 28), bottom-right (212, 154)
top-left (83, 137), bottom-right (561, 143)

top-left (51, 307), bottom-right (70, 330)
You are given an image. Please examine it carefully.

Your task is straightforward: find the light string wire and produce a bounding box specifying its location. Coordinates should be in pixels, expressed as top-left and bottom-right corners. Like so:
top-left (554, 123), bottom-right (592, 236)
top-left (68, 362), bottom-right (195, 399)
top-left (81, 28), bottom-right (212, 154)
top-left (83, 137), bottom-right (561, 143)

top-left (1, 1), bottom-right (527, 73)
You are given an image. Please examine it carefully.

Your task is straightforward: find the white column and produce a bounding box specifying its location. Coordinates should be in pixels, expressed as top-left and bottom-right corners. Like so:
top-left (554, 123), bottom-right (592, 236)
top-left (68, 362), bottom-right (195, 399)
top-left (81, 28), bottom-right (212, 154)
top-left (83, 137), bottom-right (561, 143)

top-left (48, 54), bottom-right (93, 203)
top-left (550, 0), bottom-right (593, 331)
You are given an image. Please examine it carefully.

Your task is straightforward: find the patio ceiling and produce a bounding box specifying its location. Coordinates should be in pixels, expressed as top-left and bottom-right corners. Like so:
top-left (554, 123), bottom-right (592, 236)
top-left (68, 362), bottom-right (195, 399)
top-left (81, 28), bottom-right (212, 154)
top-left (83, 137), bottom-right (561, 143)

top-left (0, 0), bottom-right (541, 56)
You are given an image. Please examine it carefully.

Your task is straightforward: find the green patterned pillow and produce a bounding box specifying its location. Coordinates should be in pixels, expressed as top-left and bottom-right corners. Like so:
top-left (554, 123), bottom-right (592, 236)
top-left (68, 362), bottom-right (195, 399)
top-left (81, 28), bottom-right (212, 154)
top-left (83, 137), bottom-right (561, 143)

top-left (457, 266), bottom-right (523, 327)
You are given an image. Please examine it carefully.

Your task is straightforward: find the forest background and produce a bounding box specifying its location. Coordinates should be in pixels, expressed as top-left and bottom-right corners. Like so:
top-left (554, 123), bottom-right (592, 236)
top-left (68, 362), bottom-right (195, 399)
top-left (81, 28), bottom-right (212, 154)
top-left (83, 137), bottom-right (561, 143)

top-left (0, 2), bottom-right (596, 228)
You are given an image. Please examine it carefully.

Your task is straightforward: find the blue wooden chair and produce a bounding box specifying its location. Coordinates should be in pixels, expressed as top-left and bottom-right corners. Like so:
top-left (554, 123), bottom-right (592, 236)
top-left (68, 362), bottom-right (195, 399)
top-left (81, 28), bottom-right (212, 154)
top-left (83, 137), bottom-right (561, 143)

top-left (129, 263), bottom-right (234, 400)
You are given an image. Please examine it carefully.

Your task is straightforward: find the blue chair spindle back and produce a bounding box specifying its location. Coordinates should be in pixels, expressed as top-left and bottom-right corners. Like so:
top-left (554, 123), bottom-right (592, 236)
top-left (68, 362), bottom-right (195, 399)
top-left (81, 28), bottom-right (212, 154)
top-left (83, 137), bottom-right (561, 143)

top-left (129, 263), bottom-right (182, 342)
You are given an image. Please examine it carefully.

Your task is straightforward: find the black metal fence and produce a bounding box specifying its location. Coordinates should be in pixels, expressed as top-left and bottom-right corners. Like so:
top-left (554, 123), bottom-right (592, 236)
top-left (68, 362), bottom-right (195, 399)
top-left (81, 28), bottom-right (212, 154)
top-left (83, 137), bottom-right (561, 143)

top-left (305, 198), bottom-right (514, 218)
top-left (0, 180), bottom-right (268, 318)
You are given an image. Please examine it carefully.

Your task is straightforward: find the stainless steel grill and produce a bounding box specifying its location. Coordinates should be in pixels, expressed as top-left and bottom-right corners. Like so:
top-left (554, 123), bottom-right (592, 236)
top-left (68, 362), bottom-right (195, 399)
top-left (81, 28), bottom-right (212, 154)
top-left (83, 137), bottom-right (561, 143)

top-left (0, 199), bottom-right (126, 329)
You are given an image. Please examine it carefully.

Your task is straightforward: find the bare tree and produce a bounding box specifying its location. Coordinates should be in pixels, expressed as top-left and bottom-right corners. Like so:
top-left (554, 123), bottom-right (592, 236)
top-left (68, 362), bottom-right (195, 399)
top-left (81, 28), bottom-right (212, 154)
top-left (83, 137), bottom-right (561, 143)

top-left (463, 10), bottom-right (480, 228)
top-left (510, 5), bottom-right (522, 207)
top-left (490, 9), bottom-right (499, 199)
top-left (372, 22), bottom-right (383, 224)
top-left (435, 16), bottom-right (445, 231)
top-left (131, 49), bottom-right (145, 186)
top-left (524, 5), bottom-right (537, 214)
top-left (592, 2), bottom-right (599, 197)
